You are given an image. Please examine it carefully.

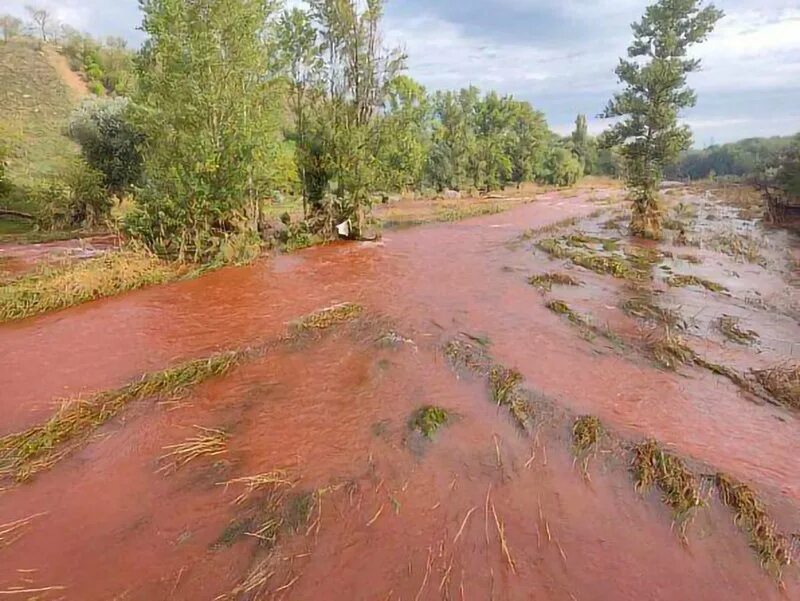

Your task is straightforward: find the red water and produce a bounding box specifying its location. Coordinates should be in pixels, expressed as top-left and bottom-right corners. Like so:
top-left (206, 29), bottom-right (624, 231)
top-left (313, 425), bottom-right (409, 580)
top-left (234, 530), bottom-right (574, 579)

top-left (1, 194), bottom-right (798, 599)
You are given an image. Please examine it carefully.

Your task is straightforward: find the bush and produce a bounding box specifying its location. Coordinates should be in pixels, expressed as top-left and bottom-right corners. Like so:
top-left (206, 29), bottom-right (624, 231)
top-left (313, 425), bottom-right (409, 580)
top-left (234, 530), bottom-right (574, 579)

top-left (68, 98), bottom-right (144, 192)
top-left (541, 147), bottom-right (584, 187)
top-left (33, 160), bottom-right (111, 230)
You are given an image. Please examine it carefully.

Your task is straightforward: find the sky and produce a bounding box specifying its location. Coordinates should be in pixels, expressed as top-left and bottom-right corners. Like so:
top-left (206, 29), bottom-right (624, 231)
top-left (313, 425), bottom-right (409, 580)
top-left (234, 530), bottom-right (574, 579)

top-left (5, 0), bottom-right (800, 146)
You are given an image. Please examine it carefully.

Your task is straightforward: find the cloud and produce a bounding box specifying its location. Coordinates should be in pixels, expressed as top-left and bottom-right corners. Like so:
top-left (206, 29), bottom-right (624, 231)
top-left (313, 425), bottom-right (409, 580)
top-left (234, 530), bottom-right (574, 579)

top-left (3, 0), bottom-right (798, 144)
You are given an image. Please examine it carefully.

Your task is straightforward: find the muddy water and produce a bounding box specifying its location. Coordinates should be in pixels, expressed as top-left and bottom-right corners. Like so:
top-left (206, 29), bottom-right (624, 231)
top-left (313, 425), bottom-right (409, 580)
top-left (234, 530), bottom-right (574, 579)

top-left (1, 194), bottom-right (798, 599)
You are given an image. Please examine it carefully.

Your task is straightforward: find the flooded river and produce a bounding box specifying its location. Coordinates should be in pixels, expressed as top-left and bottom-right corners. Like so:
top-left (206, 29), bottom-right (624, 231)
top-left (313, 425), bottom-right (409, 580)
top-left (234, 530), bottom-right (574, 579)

top-left (0, 192), bottom-right (797, 599)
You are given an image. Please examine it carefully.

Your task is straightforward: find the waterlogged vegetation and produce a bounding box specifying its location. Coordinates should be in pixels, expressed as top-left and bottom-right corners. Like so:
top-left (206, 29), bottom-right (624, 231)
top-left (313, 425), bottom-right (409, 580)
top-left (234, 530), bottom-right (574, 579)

top-left (1, 0), bottom-right (799, 598)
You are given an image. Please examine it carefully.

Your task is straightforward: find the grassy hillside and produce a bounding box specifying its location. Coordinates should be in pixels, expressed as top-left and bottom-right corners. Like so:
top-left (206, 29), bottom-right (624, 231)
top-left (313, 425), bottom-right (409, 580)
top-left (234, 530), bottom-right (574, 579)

top-left (0, 39), bottom-right (82, 216)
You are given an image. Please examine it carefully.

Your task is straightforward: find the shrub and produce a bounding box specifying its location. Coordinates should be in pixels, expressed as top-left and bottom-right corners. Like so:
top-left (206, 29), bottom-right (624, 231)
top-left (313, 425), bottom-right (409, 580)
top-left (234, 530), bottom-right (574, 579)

top-left (68, 98), bottom-right (144, 192)
top-left (33, 160), bottom-right (111, 230)
top-left (541, 147), bottom-right (584, 187)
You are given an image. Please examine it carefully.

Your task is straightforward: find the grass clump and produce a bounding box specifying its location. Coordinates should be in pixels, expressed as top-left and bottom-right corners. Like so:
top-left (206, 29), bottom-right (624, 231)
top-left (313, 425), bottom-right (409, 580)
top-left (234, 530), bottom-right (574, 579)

top-left (0, 251), bottom-right (180, 323)
top-left (546, 299), bottom-right (588, 327)
top-left (528, 272), bottom-right (581, 292)
top-left (291, 302), bottom-right (363, 331)
top-left (715, 474), bottom-right (791, 579)
top-left (716, 315), bottom-right (759, 345)
top-left (410, 406), bottom-right (450, 438)
top-left (444, 339), bottom-right (490, 372)
top-left (622, 296), bottom-right (685, 329)
top-left (752, 364), bottom-right (800, 410)
top-left (572, 415), bottom-right (603, 456)
top-left (489, 365), bottom-right (533, 429)
top-left (632, 440), bottom-right (702, 533)
top-left (666, 274), bottom-right (726, 293)
top-left (0, 350), bottom-right (243, 481)
top-left (648, 328), bottom-right (695, 370)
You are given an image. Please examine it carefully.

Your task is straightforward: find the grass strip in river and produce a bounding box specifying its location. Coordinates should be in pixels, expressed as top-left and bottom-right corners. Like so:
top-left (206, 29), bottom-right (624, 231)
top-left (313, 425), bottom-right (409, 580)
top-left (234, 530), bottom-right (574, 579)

top-left (0, 303), bottom-right (365, 482)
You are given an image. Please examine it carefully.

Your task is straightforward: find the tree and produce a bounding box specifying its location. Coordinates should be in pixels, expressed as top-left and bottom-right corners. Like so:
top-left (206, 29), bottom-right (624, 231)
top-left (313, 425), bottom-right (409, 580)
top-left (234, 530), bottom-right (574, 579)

top-left (69, 98), bottom-right (144, 193)
top-left (300, 0), bottom-right (406, 236)
top-left (275, 8), bottom-right (322, 217)
top-left (600, 0), bottom-right (723, 238)
top-left (375, 75), bottom-right (430, 191)
top-left (0, 15), bottom-right (23, 43)
top-left (543, 147), bottom-right (583, 187)
top-left (570, 114), bottom-right (597, 175)
top-left (26, 5), bottom-right (52, 42)
top-left (128, 0), bottom-right (281, 261)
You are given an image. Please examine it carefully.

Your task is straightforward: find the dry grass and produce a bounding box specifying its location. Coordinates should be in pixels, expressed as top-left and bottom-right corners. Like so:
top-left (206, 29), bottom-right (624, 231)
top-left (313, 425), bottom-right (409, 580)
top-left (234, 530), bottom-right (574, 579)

top-left (528, 272), bottom-right (581, 292)
top-left (489, 365), bottom-right (533, 430)
top-left (666, 274), bottom-right (727, 293)
top-left (572, 416), bottom-right (602, 456)
top-left (290, 302), bottom-right (363, 331)
top-left (716, 315), bottom-right (759, 345)
top-left (0, 250), bottom-right (181, 323)
top-left (223, 470), bottom-right (295, 505)
top-left (752, 364), bottom-right (800, 410)
top-left (0, 351), bottom-right (243, 481)
top-left (622, 296), bottom-right (685, 329)
top-left (715, 474), bottom-right (791, 579)
top-left (0, 512), bottom-right (46, 549)
top-left (648, 328), bottom-right (695, 370)
top-left (443, 339), bottom-right (490, 373)
top-left (632, 440), bottom-right (702, 534)
top-left (158, 427), bottom-right (228, 474)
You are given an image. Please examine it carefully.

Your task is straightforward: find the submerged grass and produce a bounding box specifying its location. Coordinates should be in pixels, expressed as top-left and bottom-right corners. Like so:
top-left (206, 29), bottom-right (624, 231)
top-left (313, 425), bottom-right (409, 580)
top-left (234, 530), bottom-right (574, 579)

top-left (715, 474), bottom-right (792, 579)
top-left (0, 351), bottom-right (242, 482)
top-left (666, 274), bottom-right (727, 293)
top-left (622, 296), bottom-right (686, 330)
top-left (410, 406), bottom-right (450, 438)
top-left (536, 235), bottom-right (657, 281)
top-left (158, 426), bottom-right (228, 474)
top-left (528, 272), bottom-right (581, 292)
top-left (572, 416), bottom-right (602, 456)
top-left (546, 299), bottom-right (588, 327)
top-left (648, 328), bottom-right (696, 371)
top-left (488, 365), bottom-right (534, 430)
top-left (291, 302), bottom-right (363, 331)
top-left (632, 440), bottom-right (702, 534)
top-left (0, 251), bottom-right (181, 323)
top-left (0, 302), bottom-right (366, 483)
top-left (752, 364), bottom-right (800, 410)
top-left (716, 315), bottom-right (759, 345)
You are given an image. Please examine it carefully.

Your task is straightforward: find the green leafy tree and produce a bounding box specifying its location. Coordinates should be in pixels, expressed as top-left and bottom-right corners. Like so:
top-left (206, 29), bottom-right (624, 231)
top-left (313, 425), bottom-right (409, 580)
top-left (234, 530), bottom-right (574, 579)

top-left (601, 0), bottom-right (723, 238)
top-left (570, 114), bottom-right (598, 175)
top-left (275, 8), bottom-right (322, 216)
top-left (775, 135), bottom-right (800, 199)
top-left (129, 0), bottom-right (281, 261)
top-left (507, 100), bottom-right (550, 185)
top-left (69, 98), bottom-right (144, 193)
top-left (543, 147), bottom-right (583, 187)
top-left (301, 0), bottom-right (406, 236)
top-left (375, 75), bottom-right (431, 191)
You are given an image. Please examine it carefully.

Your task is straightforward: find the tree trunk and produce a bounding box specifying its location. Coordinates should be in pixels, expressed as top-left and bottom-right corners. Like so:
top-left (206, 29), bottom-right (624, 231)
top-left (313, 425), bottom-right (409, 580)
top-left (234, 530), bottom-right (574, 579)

top-left (630, 189), bottom-right (661, 240)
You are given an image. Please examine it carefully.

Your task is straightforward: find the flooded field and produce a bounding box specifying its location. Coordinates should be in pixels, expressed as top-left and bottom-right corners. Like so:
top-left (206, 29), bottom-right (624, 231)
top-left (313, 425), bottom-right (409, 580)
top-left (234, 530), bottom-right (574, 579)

top-left (0, 186), bottom-right (798, 600)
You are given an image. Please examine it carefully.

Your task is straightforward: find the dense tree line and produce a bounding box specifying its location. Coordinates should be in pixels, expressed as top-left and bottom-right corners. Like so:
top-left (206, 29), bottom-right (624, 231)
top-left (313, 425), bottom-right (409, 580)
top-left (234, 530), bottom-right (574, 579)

top-left (2, 0), bottom-right (617, 262)
top-left (665, 135), bottom-right (798, 181)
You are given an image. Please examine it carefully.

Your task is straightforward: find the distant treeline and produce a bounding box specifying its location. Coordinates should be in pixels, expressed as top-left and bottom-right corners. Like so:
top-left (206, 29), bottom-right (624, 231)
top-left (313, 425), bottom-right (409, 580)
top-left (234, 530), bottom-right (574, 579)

top-left (666, 135), bottom-right (798, 180)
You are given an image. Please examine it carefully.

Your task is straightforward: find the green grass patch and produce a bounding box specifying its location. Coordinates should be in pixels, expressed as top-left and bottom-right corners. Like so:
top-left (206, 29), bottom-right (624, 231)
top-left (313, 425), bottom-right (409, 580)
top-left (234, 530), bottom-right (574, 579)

top-left (0, 251), bottom-right (181, 323)
top-left (409, 406), bottom-right (450, 438)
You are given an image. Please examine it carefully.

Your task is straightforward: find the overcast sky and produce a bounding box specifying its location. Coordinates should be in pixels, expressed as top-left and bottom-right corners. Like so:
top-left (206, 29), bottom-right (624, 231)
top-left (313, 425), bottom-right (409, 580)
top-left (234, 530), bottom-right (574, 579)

top-left (6, 0), bottom-right (799, 146)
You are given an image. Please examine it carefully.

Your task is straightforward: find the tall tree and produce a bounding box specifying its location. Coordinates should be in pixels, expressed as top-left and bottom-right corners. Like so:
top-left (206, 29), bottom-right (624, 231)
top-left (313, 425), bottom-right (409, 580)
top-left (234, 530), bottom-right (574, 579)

top-left (601, 0), bottom-right (723, 238)
top-left (129, 0), bottom-right (281, 261)
top-left (302, 0), bottom-right (405, 236)
top-left (275, 8), bottom-right (322, 217)
top-left (25, 5), bottom-right (52, 42)
top-left (0, 15), bottom-right (23, 43)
